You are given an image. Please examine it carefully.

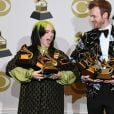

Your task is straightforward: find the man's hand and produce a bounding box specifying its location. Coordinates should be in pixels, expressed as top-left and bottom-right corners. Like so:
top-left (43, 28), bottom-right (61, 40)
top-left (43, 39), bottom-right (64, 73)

top-left (103, 75), bottom-right (114, 84)
top-left (82, 75), bottom-right (103, 82)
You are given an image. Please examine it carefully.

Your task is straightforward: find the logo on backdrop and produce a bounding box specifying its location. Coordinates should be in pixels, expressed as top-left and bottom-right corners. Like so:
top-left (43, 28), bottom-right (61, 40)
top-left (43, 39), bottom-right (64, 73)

top-left (0, 71), bottom-right (11, 92)
top-left (0, 0), bottom-right (11, 16)
top-left (71, 0), bottom-right (90, 18)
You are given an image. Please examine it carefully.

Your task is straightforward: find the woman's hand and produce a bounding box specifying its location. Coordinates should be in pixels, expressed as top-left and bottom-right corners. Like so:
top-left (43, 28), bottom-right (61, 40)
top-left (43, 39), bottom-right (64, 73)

top-left (32, 69), bottom-right (44, 80)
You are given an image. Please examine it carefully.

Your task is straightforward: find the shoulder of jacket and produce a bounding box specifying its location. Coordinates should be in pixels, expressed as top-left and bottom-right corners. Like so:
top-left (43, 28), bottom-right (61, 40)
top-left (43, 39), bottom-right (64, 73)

top-left (84, 28), bottom-right (98, 34)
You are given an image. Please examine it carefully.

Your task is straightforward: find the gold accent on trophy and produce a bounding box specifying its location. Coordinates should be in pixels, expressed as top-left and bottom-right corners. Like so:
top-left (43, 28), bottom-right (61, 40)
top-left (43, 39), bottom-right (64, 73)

top-left (96, 59), bottom-right (113, 79)
top-left (36, 52), bottom-right (70, 76)
top-left (36, 54), bottom-right (58, 75)
top-left (31, 0), bottom-right (53, 20)
top-left (75, 32), bottom-right (83, 41)
top-left (19, 44), bottom-right (33, 59)
top-left (35, 0), bottom-right (47, 12)
top-left (17, 45), bottom-right (71, 77)
top-left (76, 52), bottom-right (114, 80)
top-left (0, 31), bottom-right (12, 58)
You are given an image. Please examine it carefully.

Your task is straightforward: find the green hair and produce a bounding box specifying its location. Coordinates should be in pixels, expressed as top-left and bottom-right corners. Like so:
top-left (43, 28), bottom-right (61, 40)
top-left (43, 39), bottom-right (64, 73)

top-left (34, 20), bottom-right (55, 31)
top-left (31, 20), bottom-right (56, 52)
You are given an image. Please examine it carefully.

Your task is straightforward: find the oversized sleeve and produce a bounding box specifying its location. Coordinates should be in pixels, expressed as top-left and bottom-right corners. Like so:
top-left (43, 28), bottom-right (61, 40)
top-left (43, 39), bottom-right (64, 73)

top-left (6, 45), bottom-right (35, 82)
top-left (9, 67), bottom-right (34, 82)
top-left (56, 71), bottom-right (76, 85)
top-left (55, 49), bottom-right (79, 85)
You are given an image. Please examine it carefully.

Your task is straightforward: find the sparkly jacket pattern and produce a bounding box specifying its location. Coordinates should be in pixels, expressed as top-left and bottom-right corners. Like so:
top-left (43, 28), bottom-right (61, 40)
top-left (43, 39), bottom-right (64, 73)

top-left (71, 25), bottom-right (114, 98)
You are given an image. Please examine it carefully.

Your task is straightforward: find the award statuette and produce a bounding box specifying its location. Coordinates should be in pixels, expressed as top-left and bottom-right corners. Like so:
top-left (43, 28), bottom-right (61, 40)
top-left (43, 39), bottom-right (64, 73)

top-left (31, 0), bottom-right (53, 20)
top-left (0, 31), bottom-right (12, 58)
top-left (76, 52), bottom-right (114, 80)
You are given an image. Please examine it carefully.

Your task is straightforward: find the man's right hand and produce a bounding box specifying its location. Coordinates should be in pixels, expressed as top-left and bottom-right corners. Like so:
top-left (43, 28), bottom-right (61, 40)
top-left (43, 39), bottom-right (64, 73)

top-left (82, 75), bottom-right (103, 82)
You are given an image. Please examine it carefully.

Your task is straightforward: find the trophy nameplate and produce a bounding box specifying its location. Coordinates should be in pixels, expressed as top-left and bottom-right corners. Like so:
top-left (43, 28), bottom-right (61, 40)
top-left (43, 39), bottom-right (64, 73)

top-left (0, 31), bottom-right (12, 58)
top-left (31, 0), bottom-right (53, 20)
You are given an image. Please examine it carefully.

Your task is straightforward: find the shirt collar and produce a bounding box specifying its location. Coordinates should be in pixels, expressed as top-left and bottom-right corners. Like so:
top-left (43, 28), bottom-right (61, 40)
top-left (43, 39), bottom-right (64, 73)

top-left (99, 24), bottom-right (111, 31)
top-left (38, 46), bottom-right (48, 55)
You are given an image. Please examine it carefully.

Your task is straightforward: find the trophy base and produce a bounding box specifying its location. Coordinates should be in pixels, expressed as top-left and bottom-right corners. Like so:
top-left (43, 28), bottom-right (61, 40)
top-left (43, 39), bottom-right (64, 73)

top-left (0, 49), bottom-right (12, 58)
top-left (30, 11), bottom-right (53, 20)
top-left (96, 74), bottom-right (112, 80)
top-left (82, 68), bottom-right (113, 80)
top-left (96, 68), bottom-right (113, 80)
top-left (43, 68), bottom-right (58, 75)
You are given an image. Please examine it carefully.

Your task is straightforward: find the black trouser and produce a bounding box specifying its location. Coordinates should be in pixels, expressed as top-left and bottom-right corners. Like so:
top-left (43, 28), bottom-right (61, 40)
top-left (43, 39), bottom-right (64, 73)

top-left (87, 84), bottom-right (114, 114)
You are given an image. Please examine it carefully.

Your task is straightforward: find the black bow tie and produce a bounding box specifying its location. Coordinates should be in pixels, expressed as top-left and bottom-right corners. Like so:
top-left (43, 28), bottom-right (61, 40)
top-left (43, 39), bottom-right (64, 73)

top-left (98, 29), bottom-right (109, 37)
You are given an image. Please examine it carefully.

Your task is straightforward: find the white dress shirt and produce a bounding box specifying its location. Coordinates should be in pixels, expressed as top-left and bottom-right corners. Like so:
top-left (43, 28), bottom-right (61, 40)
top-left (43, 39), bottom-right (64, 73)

top-left (99, 24), bottom-right (111, 62)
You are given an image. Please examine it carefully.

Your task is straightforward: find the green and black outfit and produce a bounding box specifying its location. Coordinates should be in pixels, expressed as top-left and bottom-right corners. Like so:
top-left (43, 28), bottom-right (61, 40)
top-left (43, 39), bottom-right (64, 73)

top-left (6, 45), bottom-right (77, 114)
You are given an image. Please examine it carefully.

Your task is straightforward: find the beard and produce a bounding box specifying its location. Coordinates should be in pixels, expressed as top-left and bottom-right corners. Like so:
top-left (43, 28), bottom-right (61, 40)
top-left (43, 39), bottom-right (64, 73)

top-left (93, 19), bottom-right (105, 29)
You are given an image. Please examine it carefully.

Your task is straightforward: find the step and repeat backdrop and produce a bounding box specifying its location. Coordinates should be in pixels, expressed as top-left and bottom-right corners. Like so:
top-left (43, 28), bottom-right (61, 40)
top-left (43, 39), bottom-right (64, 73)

top-left (0, 0), bottom-right (114, 114)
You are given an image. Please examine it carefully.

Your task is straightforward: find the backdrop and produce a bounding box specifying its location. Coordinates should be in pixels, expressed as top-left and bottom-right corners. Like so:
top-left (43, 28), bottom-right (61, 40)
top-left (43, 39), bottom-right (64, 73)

top-left (0, 0), bottom-right (114, 114)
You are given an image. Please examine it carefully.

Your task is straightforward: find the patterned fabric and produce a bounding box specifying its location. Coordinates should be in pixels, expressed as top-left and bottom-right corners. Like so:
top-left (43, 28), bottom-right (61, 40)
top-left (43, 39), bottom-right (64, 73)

top-left (71, 26), bottom-right (114, 62)
top-left (13, 45), bottom-right (75, 72)
top-left (6, 45), bottom-right (77, 114)
top-left (18, 79), bottom-right (64, 114)
top-left (71, 25), bottom-right (114, 98)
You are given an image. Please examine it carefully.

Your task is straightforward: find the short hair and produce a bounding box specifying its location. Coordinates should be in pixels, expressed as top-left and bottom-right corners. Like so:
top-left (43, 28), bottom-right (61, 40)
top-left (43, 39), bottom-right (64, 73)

top-left (88, 0), bottom-right (112, 18)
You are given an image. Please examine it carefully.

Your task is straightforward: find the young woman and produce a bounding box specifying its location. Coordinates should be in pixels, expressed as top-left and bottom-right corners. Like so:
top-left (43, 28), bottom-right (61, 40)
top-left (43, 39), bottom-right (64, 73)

top-left (6, 20), bottom-right (77, 114)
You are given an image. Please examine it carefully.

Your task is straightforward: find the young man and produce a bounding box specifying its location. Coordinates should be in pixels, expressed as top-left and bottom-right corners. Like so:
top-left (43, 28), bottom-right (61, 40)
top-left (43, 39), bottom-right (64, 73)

top-left (71, 0), bottom-right (114, 114)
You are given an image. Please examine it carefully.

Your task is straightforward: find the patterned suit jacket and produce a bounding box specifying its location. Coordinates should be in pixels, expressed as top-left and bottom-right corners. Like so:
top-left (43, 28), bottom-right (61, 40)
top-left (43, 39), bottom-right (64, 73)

top-left (71, 25), bottom-right (114, 63)
top-left (71, 25), bottom-right (114, 98)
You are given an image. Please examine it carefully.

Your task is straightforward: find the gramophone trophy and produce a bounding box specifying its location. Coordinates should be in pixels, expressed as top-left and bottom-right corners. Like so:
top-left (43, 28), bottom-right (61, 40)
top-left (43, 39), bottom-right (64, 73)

top-left (0, 31), bottom-right (12, 58)
top-left (76, 52), bottom-right (114, 80)
top-left (31, 0), bottom-right (53, 20)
